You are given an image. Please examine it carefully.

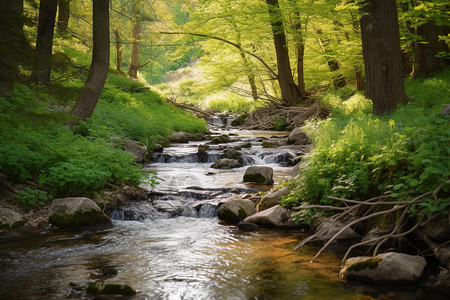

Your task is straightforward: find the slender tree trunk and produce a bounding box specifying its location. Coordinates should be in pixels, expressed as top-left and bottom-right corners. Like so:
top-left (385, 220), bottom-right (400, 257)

top-left (57, 0), bottom-right (70, 34)
top-left (360, 0), bottom-right (407, 115)
top-left (232, 21), bottom-right (258, 101)
top-left (413, 20), bottom-right (449, 79)
top-left (355, 70), bottom-right (365, 91)
top-left (33, 0), bottom-right (57, 84)
top-left (0, 0), bottom-right (23, 97)
top-left (291, 9), bottom-right (306, 95)
top-left (266, 0), bottom-right (302, 106)
top-left (129, 0), bottom-right (141, 79)
top-left (315, 28), bottom-right (346, 89)
top-left (113, 28), bottom-right (123, 73)
top-left (70, 0), bottom-right (110, 125)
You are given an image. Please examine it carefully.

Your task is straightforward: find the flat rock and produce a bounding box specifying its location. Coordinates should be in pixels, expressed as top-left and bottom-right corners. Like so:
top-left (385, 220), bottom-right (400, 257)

top-left (259, 187), bottom-right (290, 211)
top-left (315, 218), bottom-right (359, 241)
top-left (49, 197), bottom-right (112, 229)
top-left (340, 252), bottom-right (427, 283)
top-left (243, 205), bottom-right (290, 227)
top-left (0, 207), bottom-right (27, 229)
top-left (211, 158), bottom-right (242, 169)
top-left (169, 131), bottom-right (188, 143)
top-left (218, 199), bottom-right (256, 224)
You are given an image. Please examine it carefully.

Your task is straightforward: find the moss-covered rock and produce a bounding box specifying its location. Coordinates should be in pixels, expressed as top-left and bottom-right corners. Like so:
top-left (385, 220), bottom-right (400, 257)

top-left (218, 199), bottom-right (256, 224)
top-left (231, 113), bottom-right (248, 126)
top-left (340, 252), bottom-right (427, 283)
top-left (0, 207), bottom-right (27, 229)
top-left (49, 197), bottom-right (112, 229)
top-left (243, 166), bottom-right (273, 185)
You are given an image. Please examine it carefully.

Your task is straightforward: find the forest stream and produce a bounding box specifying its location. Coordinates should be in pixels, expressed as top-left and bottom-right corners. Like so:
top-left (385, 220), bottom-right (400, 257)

top-left (0, 117), bottom-right (432, 300)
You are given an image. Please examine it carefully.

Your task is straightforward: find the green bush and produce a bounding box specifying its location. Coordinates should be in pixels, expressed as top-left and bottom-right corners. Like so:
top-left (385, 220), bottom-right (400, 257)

top-left (283, 68), bottom-right (450, 219)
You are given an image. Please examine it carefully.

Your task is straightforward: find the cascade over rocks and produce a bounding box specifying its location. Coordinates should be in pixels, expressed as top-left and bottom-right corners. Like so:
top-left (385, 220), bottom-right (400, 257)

top-left (0, 206), bottom-right (27, 229)
top-left (259, 187), bottom-right (290, 211)
top-left (340, 252), bottom-right (427, 283)
top-left (218, 199), bottom-right (256, 224)
top-left (243, 166), bottom-right (274, 185)
top-left (49, 197), bottom-right (112, 229)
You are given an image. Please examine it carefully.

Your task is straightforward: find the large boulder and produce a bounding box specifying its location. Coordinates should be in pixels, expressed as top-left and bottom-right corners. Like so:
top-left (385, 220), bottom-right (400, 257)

top-left (0, 207), bottom-right (27, 229)
top-left (287, 127), bottom-right (310, 145)
top-left (218, 199), bottom-right (256, 224)
top-left (211, 158), bottom-right (243, 169)
top-left (422, 213), bottom-right (450, 243)
top-left (243, 166), bottom-right (274, 185)
top-left (243, 205), bottom-right (290, 227)
top-left (49, 197), bottom-right (112, 229)
top-left (340, 252), bottom-right (427, 283)
top-left (259, 187), bottom-right (290, 211)
top-left (123, 139), bottom-right (148, 163)
top-left (440, 104), bottom-right (450, 117)
top-left (169, 132), bottom-right (188, 143)
top-left (314, 218), bottom-right (359, 241)
top-left (185, 132), bottom-right (205, 141)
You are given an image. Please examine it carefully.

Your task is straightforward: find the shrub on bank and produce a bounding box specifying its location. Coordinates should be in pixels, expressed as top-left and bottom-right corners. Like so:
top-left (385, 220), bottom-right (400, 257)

top-left (282, 68), bottom-right (450, 220)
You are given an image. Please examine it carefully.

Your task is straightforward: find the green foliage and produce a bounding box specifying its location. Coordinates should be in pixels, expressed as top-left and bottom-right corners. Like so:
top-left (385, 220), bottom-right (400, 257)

top-left (0, 47), bottom-right (206, 203)
top-left (283, 68), bottom-right (450, 219)
top-left (15, 188), bottom-right (49, 209)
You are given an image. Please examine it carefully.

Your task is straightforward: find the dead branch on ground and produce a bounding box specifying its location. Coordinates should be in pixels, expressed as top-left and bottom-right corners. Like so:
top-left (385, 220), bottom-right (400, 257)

top-left (293, 184), bottom-right (446, 264)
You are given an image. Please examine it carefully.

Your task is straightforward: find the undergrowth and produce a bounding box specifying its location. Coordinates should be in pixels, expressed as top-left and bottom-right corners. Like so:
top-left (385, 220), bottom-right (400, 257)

top-left (0, 48), bottom-right (206, 206)
top-left (282, 68), bottom-right (450, 221)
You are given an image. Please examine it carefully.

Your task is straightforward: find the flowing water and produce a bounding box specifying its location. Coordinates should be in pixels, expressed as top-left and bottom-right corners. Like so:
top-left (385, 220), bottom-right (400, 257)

top-left (0, 120), bottom-right (428, 299)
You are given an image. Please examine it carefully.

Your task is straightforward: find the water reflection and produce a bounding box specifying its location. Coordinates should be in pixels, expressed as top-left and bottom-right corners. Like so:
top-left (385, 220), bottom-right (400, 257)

top-left (0, 218), bottom-right (362, 299)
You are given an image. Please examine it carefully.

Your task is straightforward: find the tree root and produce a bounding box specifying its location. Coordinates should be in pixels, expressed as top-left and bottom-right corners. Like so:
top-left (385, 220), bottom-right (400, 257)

top-left (293, 184), bottom-right (447, 264)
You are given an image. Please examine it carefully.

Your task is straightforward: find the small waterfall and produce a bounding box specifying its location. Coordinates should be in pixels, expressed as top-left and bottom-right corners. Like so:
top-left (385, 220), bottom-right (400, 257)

top-left (152, 153), bottom-right (221, 163)
top-left (198, 203), bottom-right (218, 218)
top-left (110, 203), bottom-right (171, 221)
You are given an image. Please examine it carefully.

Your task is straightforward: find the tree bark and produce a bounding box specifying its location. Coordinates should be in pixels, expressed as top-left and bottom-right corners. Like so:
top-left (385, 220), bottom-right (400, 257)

top-left (360, 0), bottom-right (407, 115)
top-left (70, 0), bottom-right (110, 126)
top-left (0, 0), bottom-right (23, 97)
top-left (266, 0), bottom-right (302, 106)
top-left (113, 28), bottom-right (123, 73)
top-left (413, 20), bottom-right (449, 79)
top-left (291, 9), bottom-right (306, 95)
top-left (33, 0), bottom-right (57, 84)
top-left (129, 0), bottom-right (141, 79)
top-left (57, 0), bottom-right (70, 34)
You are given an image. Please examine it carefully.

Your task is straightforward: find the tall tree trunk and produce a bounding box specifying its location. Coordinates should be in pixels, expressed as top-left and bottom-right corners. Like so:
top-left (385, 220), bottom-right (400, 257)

top-left (266, 0), bottom-right (302, 106)
top-left (113, 28), bottom-right (123, 73)
top-left (0, 0), bottom-right (23, 97)
top-left (232, 21), bottom-right (258, 101)
top-left (413, 20), bottom-right (449, 79)
top-left (33, 0), bottom-right (57, 84)
top-left (315, 28), bottom-right (346, 89)
top-left (57, 0), bottom-right (70, 34)
top-left (291, 9), bottom-right (306, 95)
top-left (360, 0), bottom-right (407, 115)
top-left (129, 0), bottom-right (141, 79)
top-left (70, 0), bottom-right (110, 125)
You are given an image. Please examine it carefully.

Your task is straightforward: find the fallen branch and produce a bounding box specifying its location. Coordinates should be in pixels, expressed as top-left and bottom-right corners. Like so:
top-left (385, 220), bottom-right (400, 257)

top-left (166, 98), bottom-right (213, 118)
top-left (293, 184), bottom-right (447, 264)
